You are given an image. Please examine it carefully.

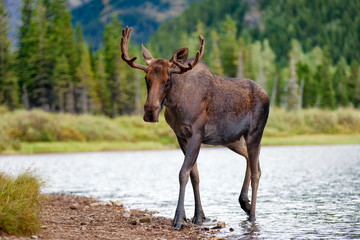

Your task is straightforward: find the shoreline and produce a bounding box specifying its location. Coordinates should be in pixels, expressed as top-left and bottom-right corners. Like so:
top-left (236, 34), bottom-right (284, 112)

top-left (0, 194), bottom-right (220, 240)
top-left (0, 134), bottom-right (359, 155)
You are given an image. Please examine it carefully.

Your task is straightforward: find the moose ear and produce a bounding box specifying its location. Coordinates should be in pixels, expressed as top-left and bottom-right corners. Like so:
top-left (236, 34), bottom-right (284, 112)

top-left (170, 47), bottom-right (189, 64)
top-left (142, 44), bottom-right (154, 65)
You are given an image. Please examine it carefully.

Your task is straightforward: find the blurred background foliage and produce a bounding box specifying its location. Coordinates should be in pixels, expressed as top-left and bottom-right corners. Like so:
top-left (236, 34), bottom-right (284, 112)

top-left (0, 0), bottom-right (359, 152)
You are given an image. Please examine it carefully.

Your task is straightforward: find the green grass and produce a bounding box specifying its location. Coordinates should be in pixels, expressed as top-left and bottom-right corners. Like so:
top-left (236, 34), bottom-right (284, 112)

top-left (0, 171), bottom-right (43, 236)
top-left (262, 134), bottom-right (360, 146)
top-left (14, 141), bottom-right (175, 154)
top-left (0, 107), bottom-right (359, 154)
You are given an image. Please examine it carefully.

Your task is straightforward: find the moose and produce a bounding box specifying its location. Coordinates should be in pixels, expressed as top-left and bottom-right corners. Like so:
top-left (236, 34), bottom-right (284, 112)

top-left (120, 27), bottom-right (269, 227)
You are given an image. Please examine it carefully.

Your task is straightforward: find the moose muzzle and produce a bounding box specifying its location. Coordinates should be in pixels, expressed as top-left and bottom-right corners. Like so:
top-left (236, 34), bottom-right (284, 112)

top-left (143, 104), bottom-right (161, 122)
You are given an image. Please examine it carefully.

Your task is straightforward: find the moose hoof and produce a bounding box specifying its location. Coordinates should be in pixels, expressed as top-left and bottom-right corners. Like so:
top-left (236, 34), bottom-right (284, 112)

top-left (192, 212), bottom-right (206, 225)
top-left (172, 221), bottom-right (185, 228)
top-left (248, 215), bottom-right (256, 222)
top-left (239, 198), bottom-right (251, 215)
top-left (172, 211), bottom-right (186, 228)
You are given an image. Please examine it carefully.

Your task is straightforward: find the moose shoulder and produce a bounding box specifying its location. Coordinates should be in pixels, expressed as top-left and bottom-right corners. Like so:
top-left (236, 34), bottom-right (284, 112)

top-left (121, 27), bottom-right (269, 227)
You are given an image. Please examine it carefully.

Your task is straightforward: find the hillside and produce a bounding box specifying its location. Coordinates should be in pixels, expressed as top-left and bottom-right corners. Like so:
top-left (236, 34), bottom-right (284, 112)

top-left (71, 0), bottom-right (200, 48)
top-left (149, 0), bottom-right (360, 65)
top-left (3, 0), bottom-right (90, 47)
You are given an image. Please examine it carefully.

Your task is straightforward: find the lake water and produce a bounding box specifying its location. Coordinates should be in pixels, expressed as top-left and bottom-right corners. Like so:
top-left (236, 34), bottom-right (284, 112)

top-left (1, 145), bottom-right (359, 239)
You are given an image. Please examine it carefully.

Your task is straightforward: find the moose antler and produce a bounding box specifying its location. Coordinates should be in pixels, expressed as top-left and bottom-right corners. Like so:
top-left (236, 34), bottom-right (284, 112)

top-left (121, 27), bottom-right (148, 72)
top-left (170, 35), bottom-right (205, 74)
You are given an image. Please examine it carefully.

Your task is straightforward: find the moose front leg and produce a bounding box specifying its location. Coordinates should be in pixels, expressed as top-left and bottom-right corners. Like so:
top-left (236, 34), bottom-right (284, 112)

top-left (177, 136), bottom-right (205, 225)
top-left (190, 163), bottom-right (206, 224)
top-left (172, 133), bottom-right (202, 228)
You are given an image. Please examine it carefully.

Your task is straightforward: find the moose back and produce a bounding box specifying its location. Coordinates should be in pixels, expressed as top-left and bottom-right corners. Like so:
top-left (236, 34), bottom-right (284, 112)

top-left (120, 27), bottom-right (269, 227)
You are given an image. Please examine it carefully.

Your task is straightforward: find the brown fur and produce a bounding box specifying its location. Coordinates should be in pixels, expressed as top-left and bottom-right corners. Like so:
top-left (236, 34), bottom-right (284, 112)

top-left (121, 28), bottom-right (269, 227)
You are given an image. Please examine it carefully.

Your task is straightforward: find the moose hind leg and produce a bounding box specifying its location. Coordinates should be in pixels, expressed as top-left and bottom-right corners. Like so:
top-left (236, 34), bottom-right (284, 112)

top-left (240, 164), bottom-right (252, 214)
top-left (226, 137), bottom-right (251, 215)
top-left (246, 138), bottom-right (262, 222)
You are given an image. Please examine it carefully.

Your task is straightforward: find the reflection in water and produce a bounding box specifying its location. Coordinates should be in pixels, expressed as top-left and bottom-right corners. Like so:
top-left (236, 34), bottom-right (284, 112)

top-left (1, 145), bottom-right (359, 239)
top-left (240, 221), bottom-right (260, 240)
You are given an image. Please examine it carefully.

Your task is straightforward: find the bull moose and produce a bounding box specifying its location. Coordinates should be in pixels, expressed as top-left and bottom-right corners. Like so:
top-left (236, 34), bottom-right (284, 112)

top-left (120, 27), bottom-right (269, 227)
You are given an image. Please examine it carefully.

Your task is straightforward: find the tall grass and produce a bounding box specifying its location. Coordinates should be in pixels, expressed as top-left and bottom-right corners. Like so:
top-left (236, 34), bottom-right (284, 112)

top-left (0, 106), bottom-right (359, 152)
top-left (0, 171), bottom-right (43, 235)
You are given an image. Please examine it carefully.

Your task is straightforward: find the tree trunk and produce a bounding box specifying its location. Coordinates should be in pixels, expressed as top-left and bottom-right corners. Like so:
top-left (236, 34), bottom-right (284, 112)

top-left (22, 84), bottom-right (30, 110)
top-left (237, 49), bottom-right (244, 80)
top-left (66, 83), bottom-right (75, 113)
top-left (270, 75), bottom-right (278, 108)
top-left (298, 77), bottom-right (305, 111)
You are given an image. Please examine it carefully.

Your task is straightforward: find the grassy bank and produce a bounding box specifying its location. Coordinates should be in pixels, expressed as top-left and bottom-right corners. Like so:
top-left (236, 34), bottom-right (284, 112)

top-left (0, 171), bottom-right (43, 236)
top-left (0, 107), bottom-right (359, 154)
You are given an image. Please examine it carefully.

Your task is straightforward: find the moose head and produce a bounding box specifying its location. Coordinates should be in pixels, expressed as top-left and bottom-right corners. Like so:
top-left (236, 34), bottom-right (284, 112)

top-left (120, 27), bottom-right (204, 122)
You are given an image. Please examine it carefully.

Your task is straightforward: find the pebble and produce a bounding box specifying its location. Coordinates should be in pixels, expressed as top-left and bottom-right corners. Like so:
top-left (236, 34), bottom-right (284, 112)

top-left (111, 200), bottom-right (124, 207)
top-left (31, 235), bottom-right (39, 239)
top-left (229, 227), bottom-right (234, 232)
top-left (90, 202), bottom-right (103, 207)
top-left (201, 226), bottom-right (210, 231)
top-left (123, 212), bottom-right (131, 218)
top-left (131, 219), bottom-right (140, 225)
top-left (70, 203), bottom-right (80, 210)
top-left (139, 216), bottom-right (152, 223)
top-left (212, 221), bottom-right (226, 229)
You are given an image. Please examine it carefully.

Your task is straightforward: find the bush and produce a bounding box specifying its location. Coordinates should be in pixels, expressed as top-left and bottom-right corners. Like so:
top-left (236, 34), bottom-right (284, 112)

top-left (0, 171), bottom-right (43, 236)
top-left (0, 108), bottom-right (359, 152)
top-left (263, 108), bottom-right (360, 137)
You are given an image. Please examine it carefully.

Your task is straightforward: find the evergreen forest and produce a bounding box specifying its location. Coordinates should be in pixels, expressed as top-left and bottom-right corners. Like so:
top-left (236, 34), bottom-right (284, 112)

top-left (0, 0), bottom-right (360, 118)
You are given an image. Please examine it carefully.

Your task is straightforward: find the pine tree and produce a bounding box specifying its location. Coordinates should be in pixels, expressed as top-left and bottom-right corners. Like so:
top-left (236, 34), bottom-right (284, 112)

top-left (27, 1), bottom-right (51, 110)
top-left (333, 57), bottom-right (350, 107)
top-left (210, 30), bottom-right (223, 76)
top-left (286, 54), bottom-right (299, 111)
top-left (76, 42), bottom-right (99, 113)
top-left (94, 50), bottom-right (111, 116)
top-left (296, 62), bottom-right (313, 108)
top-left (243, 40), bottom-right (254, 80)
top-left (0, 0), bottom-right (18, 109)
top-left (236, 37), bottom-right (245, 79)
top-left (318, 49), bottom-right (336, 109)
top-left (262, 39), bottom-right (276, 93)
top-left (220, 15), bottom-right (238, 77)
top-left (349, 61), bottom-right (360, 107)
top-left (52, 54), bottom-right (71, 112)
top-left (17, 0), bottom-right (34, 109)
top-left (47, 0), bottom-right (77, 111)
top-left (104, 15), bottom-right (123, 117)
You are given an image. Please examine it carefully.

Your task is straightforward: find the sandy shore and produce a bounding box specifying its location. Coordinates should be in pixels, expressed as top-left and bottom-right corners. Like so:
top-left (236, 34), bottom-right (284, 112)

top-left (0, 194), bottom-right (223, 240)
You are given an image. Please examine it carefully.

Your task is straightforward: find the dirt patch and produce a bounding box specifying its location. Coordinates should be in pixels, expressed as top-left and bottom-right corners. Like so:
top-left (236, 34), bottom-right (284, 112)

top-left (1, 194), bottom-right (222, 240)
